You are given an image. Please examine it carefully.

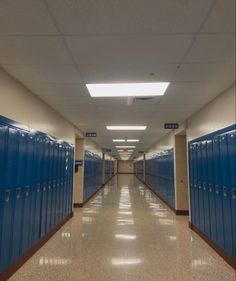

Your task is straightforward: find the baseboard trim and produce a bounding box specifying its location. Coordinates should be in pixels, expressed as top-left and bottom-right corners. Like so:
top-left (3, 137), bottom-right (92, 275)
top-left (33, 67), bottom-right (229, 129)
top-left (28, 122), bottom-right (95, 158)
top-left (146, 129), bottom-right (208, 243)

top-left (189, 222), bottom-right (236, 269)
top-left (0, 212), bottom-right (73, 281)
top-left (74, 175), bottom-right (116, 208)
top-left (135, 176), bottom-right (189, 216)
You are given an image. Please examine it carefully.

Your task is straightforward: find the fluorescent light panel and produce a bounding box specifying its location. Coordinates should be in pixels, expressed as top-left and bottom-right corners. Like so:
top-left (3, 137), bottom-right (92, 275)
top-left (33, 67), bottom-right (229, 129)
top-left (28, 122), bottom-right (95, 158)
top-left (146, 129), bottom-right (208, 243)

top-left (117, 149), bottom-right (133, 152)
top-left (113, 139), bottom-right (139, 142)
top-left (107, 126), bottom-right (146, 130)
top-left (113, 139), bottom-right (125, 142)
top-left (86, 82), bottom-right (169, 97)
top-left (116, 146), bottom-right (136, 148)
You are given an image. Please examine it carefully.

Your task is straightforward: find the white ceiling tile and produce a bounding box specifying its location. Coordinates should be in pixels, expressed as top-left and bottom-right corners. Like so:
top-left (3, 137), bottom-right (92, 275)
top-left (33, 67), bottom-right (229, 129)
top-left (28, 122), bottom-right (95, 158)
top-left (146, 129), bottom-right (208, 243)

top-left (24, 82), bottom-right (88, 97)
top-left (0, 36), bottom-right (73, 64)
top-left (202, 0), bottom-right (235, 32)
top-left (3, 65), bottom-right (83, 83)
top-left (66, 35), bottom-right (193, 64)
top-left (185, 34), bottom-right (235, 62)
top-left (48, 0), bottom-right (213, 34)
top-left (0, 0), bottom-right (58, 34)
top-left (173, 63), bottom-right (235, 81)
top-left (77, 63), bottom-right (177, 83)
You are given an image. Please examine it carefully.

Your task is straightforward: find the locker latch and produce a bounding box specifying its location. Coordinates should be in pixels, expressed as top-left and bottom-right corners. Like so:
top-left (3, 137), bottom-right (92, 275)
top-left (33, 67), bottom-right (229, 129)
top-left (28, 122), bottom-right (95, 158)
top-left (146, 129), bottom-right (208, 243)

top-left (37, 184), bottom-right (40, 193)
top-left (4, 190), bottom-right (10, 202)
top-left (232, 189), bottom-right (236, 200)
top-left (215, 185), bottom-right (219, 195)
top-left (203, 183), bottom-right (206, 191)
top-left (223, 187), bottom-right (227, 197)
top-left (43, 183), bottom-right (46, 191)
top-left (25, 186), bottom-right (29, 197)
top-left (16, 188), bottom-right (20, 199)
top-left (48, 185), bottom-right (51, 190)
top-left (209, 184), bottom-right (213, 193)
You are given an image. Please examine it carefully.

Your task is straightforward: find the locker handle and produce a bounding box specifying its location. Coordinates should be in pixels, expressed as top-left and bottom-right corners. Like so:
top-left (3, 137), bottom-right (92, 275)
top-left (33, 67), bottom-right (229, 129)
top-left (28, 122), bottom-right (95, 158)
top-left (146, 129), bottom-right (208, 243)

top-left (203, 183), bottom-right (207, 191)
top-left (43, 184), bottom-right (46, 191)
top-left (4, 190), bottom-right (10, 202)
top-left (209, 185), bottom-right (213, 193)
top-left (223, 187), bottom-right (227, 197)
top-left (25, 186), bottom-right (30, 197)
top-left (37, 184), bottom-right (40, 193)
top-left (232, 189), bottom-right (236, 200)
top-left (215, 186), bottom-right (219, 195)
top-left (16, 188), bottom-right (20, 199)
top-left (48, 185), bottom-right (51, 190)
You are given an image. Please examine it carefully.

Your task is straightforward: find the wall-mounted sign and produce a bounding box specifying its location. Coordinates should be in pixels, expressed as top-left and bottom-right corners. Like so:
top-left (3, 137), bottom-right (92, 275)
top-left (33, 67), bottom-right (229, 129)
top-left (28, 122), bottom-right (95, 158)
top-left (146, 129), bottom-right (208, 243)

top-left (86, 132), bottom-right (97, 137)
top-left (164, 123), bottom-right (179, 129)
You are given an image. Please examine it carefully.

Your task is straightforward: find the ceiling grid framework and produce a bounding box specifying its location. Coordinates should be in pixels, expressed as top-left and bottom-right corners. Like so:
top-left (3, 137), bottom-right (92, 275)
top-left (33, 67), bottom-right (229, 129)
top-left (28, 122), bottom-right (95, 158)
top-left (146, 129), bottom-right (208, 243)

top-left (0, 0), bottom-right (235, 158)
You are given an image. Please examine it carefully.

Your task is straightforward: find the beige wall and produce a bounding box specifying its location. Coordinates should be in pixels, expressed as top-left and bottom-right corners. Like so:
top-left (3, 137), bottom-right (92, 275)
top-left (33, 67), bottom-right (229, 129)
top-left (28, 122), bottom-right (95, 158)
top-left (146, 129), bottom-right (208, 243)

top-left (187, 85), bottom-right (235, 141)
top-left (174, 135), bottom-right (188, 210)
top-left (74, 138), bottom-right (85, 204)
top-left (118, 160), bottom-right (134, 173)
top-left (0, 67), bottom-right (75, 143)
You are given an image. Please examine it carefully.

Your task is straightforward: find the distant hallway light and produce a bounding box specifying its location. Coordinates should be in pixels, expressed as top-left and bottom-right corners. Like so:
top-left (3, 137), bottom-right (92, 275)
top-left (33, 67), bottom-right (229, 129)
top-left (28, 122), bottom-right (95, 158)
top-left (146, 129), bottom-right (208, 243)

top-left (86, 82), bottom-right (170, 97)
top-left (107, 126), bottom-right (146, 130)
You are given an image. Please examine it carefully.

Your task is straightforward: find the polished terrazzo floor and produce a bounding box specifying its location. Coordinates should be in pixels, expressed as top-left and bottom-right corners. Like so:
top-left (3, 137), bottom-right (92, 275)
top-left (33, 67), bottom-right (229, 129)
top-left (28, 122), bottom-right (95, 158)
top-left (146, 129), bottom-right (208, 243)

top-left (9, 175), bottom-right (235, 281)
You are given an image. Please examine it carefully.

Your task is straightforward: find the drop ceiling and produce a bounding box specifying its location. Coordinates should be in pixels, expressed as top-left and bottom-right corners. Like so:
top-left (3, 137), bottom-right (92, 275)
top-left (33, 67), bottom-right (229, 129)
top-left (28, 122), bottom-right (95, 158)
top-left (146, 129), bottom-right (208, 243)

top-left (0, 0), bottom-right (235, 159)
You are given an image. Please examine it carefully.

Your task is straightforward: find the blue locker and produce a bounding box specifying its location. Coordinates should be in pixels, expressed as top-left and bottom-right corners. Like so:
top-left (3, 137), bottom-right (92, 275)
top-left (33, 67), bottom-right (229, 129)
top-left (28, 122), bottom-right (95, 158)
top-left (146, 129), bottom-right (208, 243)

top-left (22, 132), bottom-right (34, 254)
top-left (201, 140), bottom-right (211, 237)
top-left (11, 131), bottom-right (27, 263)
top-left (32, 135), bottom-right (43, 245)
top-left (192, 143), bottom-right (200, 229)
top-left (197, 142), bottom-right (205, 232)
top-left (227, 130), bottom-right (236, 258)
top-left (219, 133), bottom-right (233, 256)
top-left (212, 135), bottom-right (225, 249)
top-left (189, 144), bottom-right (195, 224)
top-left (46, 140), bottom-right (53, 232)
top-left (0, 127), bottom-right (19, 271)
top-left (0, 125), bottom-right (8, 190)
top-left (206, 139), bottom-right (217, 243)
top-left (40, 137), bottom-right (49, 238)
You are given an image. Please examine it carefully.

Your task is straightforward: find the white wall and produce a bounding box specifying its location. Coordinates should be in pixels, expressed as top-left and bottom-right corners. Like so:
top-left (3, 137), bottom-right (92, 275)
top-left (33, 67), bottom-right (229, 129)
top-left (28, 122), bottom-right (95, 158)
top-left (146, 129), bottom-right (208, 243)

top-left (0, 67), bottom-right (75, 143)
top-left (187, 85), bottom-right (235, 141)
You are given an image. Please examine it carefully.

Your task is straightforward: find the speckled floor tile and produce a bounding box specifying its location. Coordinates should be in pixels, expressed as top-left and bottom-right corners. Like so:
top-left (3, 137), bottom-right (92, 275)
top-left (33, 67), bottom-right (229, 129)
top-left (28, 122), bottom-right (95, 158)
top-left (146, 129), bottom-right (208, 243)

top-left (8, 175), bottom-right (236, 281)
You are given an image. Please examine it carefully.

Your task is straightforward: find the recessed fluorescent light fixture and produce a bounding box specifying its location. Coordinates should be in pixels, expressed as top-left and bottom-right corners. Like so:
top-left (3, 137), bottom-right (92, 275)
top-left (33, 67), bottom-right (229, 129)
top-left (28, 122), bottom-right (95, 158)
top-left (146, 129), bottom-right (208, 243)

top-left (107, 126), bottom-right (146, 130)
top-left (118, 149), bottom-right (134, 152)
top-left (116, 146), bottom-right (136, 148)
top-left (113, 139), bottom-right (126, 142)
top-left (127, 139), bottom-right (139, 142)
top-left (86, 82), bottom-right (169, 97)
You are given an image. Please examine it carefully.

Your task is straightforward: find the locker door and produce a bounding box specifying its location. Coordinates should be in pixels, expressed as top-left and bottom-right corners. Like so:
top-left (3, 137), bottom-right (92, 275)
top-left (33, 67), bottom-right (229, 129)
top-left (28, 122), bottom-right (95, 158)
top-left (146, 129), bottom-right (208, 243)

top-left (0, 127), bottom-right (18, 272)
top-left (192, 143), bottom-right (199, 228)
top-left (0, 125), bottom-right (8, 190)
top-left (202, 140), bottom-right (211, 238)
top-left (219, 133), bottom-right (233, 256)
top-left (40, 138), bottom-right (49, 238)
top-left (206, 139), bottom-right (217, 243)
top-left (188, 143), bottom-right (195, 225)
top-left (197, 142), bottom-right (205, 232)
top-left (58, 145), bottom-right (63, 222)
top-left (11, 131), bottom-right (27, 263)
top-left (46, 140), bottom-right (53, 232)
top-left (227, 130), bottom-right (236, 258)
top-left (32, 136), bottom-right (43, 245)
top-left (22, 132), bottom-right (34, 254)
top-left (213, 135), bottom-right (225, 249)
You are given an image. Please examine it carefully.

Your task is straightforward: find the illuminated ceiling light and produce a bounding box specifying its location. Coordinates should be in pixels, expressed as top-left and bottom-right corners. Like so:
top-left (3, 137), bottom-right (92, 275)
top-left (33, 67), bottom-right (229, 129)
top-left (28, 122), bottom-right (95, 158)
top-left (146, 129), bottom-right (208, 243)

top-left (111, 258), bottom-right (142, 266)
top-left (107, 126), bottom-right (146, 130)
top-left (115, 234), bottom-right (136, 240)
top-left (113, 139), bottom-right (126, 142)
top-left (127, 139), bottom-right (139, 142)
top-left (86, 82), bottom-right (170, 97)
top-left (116, 146), bottom-right (136, 148)
top-left (118, 149), bottom-right (134, 152)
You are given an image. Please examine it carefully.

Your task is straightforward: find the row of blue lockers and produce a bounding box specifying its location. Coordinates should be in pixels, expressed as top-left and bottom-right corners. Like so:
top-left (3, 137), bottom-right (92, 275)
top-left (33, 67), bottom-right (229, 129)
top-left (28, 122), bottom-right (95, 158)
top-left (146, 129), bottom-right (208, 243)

top-left (83, 152), bottom-right (115, 201)
top-left (189, 124), bottom-right (236, 259)
top-left (0, 116), bottom-right (74, 273)
top-left (134, 149), bottom-right (175, 208)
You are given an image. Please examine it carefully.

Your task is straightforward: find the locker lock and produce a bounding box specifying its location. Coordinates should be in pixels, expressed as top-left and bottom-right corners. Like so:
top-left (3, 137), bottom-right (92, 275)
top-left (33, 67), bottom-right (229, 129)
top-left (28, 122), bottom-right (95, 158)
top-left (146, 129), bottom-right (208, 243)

top-left (215, 186), bottom-right (219, 195)
top-left (4, 190), bottom-right (10, 202)
top-left (232, 189), bottom-right (236, 200)
top-left (223, 187), bottom-right (227, 197)
top-left (16, 188), bottom-right (20, 199)
top-left (25, 186), bottom-right (29, 197)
